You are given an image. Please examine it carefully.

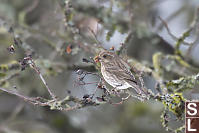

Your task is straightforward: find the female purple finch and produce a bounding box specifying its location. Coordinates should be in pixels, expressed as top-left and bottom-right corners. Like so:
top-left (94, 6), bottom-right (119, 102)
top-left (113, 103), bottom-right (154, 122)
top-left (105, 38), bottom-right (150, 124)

top-left (95, 51), bottom-right (149, 98)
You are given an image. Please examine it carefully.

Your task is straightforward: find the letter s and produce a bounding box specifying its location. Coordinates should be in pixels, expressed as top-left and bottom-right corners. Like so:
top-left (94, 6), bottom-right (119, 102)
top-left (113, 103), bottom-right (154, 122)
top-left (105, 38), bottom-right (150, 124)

top-left (187, 103), bottom-right (197, 116)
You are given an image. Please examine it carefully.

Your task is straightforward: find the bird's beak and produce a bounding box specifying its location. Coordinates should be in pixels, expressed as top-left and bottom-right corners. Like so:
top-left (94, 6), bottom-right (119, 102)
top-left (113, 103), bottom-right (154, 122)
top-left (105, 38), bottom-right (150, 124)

top-left (94, 56), bottom-right (101, 63)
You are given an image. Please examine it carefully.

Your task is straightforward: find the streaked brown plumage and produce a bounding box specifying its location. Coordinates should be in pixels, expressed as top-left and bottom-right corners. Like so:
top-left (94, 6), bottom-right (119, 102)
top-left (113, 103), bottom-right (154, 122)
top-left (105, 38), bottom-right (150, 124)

top-left (96, 51), bottom-right (148, 97)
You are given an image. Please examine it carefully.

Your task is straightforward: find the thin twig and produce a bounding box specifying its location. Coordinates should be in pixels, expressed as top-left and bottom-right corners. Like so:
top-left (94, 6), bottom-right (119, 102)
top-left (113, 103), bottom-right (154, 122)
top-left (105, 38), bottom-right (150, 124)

top-left (29, 59), bottom-right (57, 99)
top-left (0, 87), bottom-right (93, 111)
top-left (0, 87), bottom-right (42, 105)
top-left (158, 16), bottom-right (191, 46)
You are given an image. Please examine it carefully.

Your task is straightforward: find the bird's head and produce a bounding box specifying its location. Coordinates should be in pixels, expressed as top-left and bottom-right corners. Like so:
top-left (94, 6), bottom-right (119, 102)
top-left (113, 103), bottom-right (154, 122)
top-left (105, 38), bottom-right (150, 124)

top-left (94, 51), bottom-right (115, 63)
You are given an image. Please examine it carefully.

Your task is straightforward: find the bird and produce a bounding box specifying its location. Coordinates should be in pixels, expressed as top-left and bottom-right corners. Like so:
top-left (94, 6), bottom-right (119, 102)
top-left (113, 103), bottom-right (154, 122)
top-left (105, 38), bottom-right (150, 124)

top-left (94, 51), bottom-right (149, 99)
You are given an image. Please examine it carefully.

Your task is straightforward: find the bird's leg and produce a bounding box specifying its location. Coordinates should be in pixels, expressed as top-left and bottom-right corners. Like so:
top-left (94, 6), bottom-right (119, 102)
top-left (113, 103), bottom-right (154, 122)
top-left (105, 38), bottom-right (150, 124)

top-left (121, 93), bottom-right (131, 101)
top-left (110, 84), bottom-right (123, 96)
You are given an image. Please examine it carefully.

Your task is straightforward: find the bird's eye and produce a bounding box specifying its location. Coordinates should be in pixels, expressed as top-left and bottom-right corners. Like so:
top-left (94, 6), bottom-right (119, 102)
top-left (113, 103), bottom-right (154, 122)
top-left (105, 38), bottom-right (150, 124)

top-left (103, 55), bottom-right (107, 58)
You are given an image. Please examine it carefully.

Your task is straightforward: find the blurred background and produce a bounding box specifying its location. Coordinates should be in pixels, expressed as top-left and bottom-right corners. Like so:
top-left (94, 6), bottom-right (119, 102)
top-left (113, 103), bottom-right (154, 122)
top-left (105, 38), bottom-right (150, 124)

top-left (0, 0), bottom-right (199, 133)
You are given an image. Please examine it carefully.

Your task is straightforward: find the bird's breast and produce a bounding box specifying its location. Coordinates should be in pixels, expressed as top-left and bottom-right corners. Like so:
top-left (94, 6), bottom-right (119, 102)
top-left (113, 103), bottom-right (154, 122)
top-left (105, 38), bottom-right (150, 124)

top-left (100, 64), bottom-right (130, 89)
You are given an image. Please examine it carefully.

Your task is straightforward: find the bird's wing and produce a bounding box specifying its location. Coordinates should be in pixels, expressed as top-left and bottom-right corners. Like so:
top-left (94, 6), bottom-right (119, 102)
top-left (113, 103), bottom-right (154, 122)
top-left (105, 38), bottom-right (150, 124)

top-left (108, 69), bottom-right (146, 94)
top-left (106, 68), bottom-right (137, 84)
top-left (114, 58), bottom-right (136, 80)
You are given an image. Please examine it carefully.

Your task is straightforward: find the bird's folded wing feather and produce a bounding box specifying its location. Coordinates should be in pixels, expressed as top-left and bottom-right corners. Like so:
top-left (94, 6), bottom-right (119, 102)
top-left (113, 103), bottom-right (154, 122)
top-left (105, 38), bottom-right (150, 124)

top-left (113, 58), bottom-right (136, 79)
top-left (107, 68), bottom-right (136, 83)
